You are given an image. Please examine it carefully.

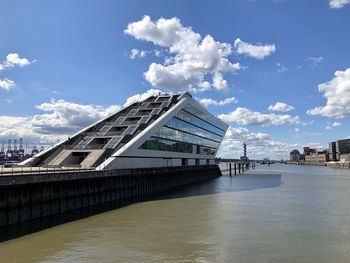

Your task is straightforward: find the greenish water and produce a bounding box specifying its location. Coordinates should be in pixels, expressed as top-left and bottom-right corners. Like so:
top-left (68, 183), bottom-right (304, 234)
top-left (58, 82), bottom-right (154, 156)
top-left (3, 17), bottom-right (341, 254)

top-left (1, 164), bottom-right (350, 262)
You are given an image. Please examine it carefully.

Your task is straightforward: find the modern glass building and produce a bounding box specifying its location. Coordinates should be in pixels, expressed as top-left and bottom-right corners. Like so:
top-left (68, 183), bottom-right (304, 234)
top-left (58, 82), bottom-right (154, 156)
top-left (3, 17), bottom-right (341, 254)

top-left (22, 92), bottom-right (228, 170)
top-left (328, 139), bottom-right (350, 161)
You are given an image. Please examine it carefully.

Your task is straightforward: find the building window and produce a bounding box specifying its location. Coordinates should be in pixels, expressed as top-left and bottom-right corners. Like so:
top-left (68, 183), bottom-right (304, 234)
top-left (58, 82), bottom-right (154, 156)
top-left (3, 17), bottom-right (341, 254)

top-left (139, 136), bottom-right (216, 155)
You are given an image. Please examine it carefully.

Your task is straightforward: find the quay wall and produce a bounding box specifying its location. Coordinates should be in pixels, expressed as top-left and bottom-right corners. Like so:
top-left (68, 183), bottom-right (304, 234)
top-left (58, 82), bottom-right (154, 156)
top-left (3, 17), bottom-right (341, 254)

top-left (326, 162), bottom-right (350, 169)
top-left (0, 165), bottom-right (221, 227)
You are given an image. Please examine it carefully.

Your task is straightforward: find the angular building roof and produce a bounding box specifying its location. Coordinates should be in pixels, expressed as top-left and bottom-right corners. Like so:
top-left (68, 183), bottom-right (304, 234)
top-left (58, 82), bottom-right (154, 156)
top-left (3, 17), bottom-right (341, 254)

top-left (22, 92), bottom-right (228, 170)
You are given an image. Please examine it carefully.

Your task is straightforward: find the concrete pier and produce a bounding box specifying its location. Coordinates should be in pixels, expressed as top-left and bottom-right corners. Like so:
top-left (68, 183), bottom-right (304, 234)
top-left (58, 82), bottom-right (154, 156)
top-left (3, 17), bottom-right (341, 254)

top-left (0, 165), bottom-right (221, 227)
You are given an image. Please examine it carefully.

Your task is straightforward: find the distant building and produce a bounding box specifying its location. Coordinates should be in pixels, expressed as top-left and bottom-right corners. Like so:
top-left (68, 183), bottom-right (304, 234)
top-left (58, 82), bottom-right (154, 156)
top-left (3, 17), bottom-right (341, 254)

top-left (305, 150), bottom-right (329, 165)
top-left (329, 142), bottom-right (337, 161)
top-left (303, 147), bottom-right (316, 156)
top-left (290, 149), bottom-right (300, 162)
top-left (336, 139), bottom-right (350, 161)
top-left (328, 139), bottom-right (350, 161)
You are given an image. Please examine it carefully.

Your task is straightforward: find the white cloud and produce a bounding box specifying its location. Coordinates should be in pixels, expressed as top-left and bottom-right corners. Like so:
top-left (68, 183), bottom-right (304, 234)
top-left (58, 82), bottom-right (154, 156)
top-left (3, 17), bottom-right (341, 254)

top-left (129, 49), bottom-right (148, 59)
top-left (332, 121), bottom-right (342, 127)
top-left (212, 72), bottom-right (228, 90)
top-left (0, 116), bottom-right (33, 138)
top-left (199, 97), bottom-right (237, 107)
top-left (0, 53), bottom-right (33, 70)
top-left (329, 0), bottom-right (350, 8)
top-left (294, 127), bottom-right (300, 133)
top-left (307, 56), bottom-right (324, 66)
top-left (307, 67), bottom-right (350, 118)
top-left (268, 102), bottom-right (295, 112)
top-left (218, 107), bottom-right (300, 126)
top-left (0, 53), bottom-right (33, 92)
top-left (0, 78), bottom-right (15, 90)
top-left (123, 89), bottom-right (163, 107)
top-left (234, 38), bottom-right (276, 60)
top-left (326, 121), bottom-right (342, 130)
top-left (125, 16), bottom-right (240, 90)
top-left (217, 126), bottom-right (298, 159)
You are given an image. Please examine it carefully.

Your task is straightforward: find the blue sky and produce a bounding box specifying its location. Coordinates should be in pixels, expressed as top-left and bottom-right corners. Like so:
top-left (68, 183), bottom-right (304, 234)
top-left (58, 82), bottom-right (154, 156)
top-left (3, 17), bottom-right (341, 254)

top-left (0, 0), bottom-right (349, 159)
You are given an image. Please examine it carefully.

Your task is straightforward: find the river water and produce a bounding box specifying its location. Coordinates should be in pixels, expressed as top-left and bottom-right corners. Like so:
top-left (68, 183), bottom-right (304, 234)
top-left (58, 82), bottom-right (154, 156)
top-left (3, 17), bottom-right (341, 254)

top-left (1, 164), bottom-right (350, 262)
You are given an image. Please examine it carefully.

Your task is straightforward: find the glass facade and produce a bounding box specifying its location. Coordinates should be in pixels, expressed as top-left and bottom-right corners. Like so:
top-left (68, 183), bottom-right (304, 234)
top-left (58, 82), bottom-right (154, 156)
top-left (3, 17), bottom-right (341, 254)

top-left (139, 104), bottom-right (226, 156)
top-left (183, 104), bottom-right (227, 133)
top-left (155, 126), bottom-right (219, 149)
top-left (166, 117), bottom-right (222, 142)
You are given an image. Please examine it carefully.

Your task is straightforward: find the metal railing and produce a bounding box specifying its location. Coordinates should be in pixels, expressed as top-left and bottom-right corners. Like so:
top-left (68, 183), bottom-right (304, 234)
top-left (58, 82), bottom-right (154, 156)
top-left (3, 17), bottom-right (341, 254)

top-left (0, 165), bottom-right (98, 177)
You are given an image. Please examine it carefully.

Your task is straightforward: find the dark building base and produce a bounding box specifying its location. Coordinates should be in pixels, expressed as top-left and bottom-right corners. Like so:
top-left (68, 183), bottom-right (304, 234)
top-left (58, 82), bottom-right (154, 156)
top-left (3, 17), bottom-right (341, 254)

top-left (0, 165), bottom-right (221, 231)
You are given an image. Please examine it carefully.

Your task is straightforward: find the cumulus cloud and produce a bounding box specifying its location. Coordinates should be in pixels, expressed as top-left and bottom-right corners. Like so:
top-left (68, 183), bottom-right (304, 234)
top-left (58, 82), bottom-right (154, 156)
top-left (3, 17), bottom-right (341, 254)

top-left (217, 126), bottom-right (298, 159)
top-left (268, 102), bottom-right (295, 112)
top-left (218, 107), bottom-right (300, 126)
top-left (199, 97), bottom-right (237, 107)
top-left (0, 116), bottom-right (33, 138)
top-left (307, 56), bottom-right (324, 66)
top-left (329, 0), bottom-right (350, 8)
top-left (0, 53), bottom-right (34, 92)
top-left (307, 67), bottom-right (350, 118)
top-left (0, 53), bottom-right (33, 70)
top-left (326, 121), bottom-right (341, 130)
top-left (0, 78), bottom-right (15, 90)
top-left (124, 16), bottom-right (240, 90)
top-left (234, 38), bottom-right (276, 60)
